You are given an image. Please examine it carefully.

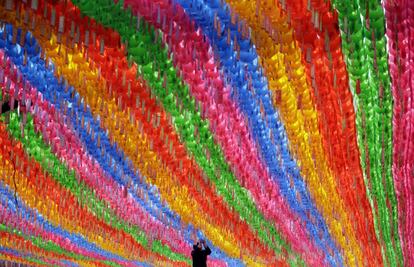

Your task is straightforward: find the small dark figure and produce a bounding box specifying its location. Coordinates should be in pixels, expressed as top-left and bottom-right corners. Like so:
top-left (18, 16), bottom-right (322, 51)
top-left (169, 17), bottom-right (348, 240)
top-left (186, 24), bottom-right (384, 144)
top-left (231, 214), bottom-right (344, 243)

top-left (191, 239), bottom-right (211, 267)
top-left (0, 101), bottom-right (17, 114)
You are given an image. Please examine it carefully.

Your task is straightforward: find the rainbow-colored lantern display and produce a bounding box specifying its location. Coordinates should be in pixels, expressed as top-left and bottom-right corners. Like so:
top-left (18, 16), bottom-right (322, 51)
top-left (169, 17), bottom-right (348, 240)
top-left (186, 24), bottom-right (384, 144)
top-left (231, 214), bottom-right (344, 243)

top-left (0, 0), bottom-right (412, 266)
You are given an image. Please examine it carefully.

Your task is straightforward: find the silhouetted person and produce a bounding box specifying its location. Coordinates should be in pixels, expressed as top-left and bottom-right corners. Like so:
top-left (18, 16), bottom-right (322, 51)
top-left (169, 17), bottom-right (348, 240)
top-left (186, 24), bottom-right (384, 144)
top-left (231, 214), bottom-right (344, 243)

top-left (1, 101), bottom-right (17, 114)
top-left (191, 239), bottom-right (211, 267)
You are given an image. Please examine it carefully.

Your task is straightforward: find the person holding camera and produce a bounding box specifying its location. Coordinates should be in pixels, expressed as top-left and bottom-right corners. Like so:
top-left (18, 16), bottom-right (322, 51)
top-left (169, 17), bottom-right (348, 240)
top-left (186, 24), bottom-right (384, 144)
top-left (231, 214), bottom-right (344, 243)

top-left (191, 239), bottom-right (211, 267)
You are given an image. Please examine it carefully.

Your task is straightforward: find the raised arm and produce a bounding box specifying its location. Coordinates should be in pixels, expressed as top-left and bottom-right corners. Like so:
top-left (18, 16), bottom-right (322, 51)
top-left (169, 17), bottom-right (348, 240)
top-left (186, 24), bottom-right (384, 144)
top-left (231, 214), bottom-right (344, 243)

top-left (204, 245), bottom-right (211, 255)
top-left (191, 244), bottom-right (198, 257)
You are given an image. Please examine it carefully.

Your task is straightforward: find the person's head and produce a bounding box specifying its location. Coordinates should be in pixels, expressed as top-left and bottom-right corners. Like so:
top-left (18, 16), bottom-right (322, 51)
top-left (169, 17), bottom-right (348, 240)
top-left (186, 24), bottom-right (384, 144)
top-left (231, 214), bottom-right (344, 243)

top-left (193, 243), bottom-right (202, 251)
top-left (193, 239), bottom-right (205, 250)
